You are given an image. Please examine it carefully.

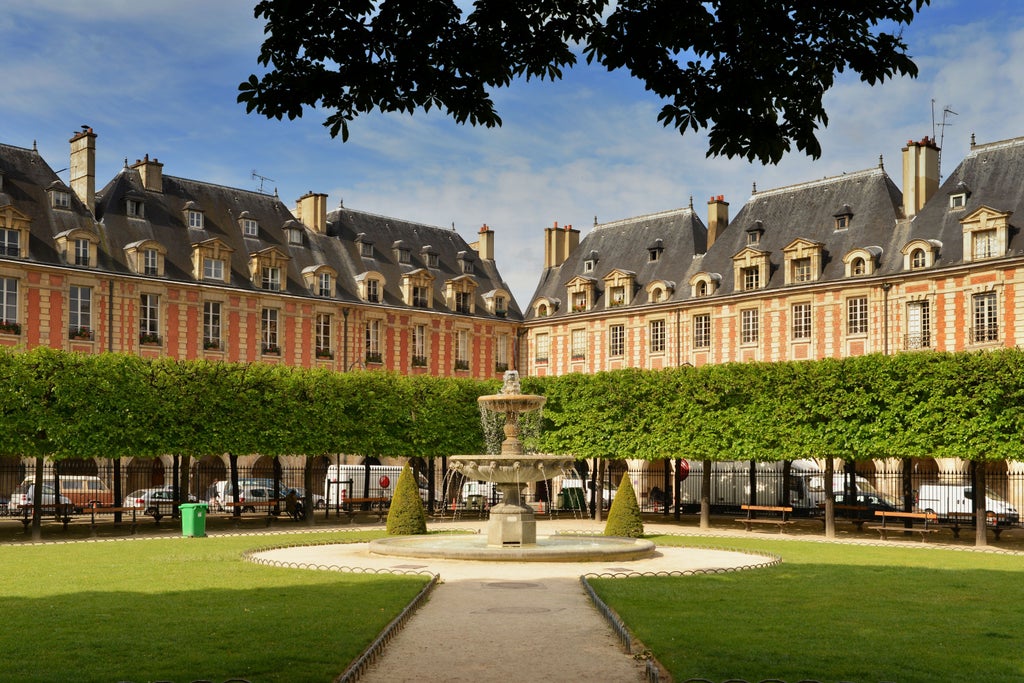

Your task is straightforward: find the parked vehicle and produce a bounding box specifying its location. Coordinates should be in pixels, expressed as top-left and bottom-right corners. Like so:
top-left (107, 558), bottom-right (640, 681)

top-left (916, 483), bottom-right (1020, 527)
top-left (124, 486), bottom-right (197, 516)
top-left (19, 475), bottom-right (112, 512)
top-left (0, 494), bottom-right (9, 516)
top-left (8, 483), bottom-right (74, 514)
top-left (555, 475), bottom-right (616, 508)
top-left (204, 479), bottom-right (291, 512)
top-left (324, 465), bottom-right (427, 507)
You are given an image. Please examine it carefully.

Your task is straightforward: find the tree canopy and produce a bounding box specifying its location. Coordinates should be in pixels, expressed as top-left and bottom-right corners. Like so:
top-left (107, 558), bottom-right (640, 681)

top-left (239, 0), bottom-right (931, 163)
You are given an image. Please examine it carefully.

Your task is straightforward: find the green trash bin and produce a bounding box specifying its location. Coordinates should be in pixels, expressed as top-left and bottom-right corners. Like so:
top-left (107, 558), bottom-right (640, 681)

top-left (180, 502), bottom-right (208, 538)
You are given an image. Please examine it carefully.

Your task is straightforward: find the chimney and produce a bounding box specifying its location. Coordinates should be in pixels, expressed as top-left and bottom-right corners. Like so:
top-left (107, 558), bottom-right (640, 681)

top-left (69, 127), bottom-right (97, 217)
top-left (473, 223), bottom-right (495, 260)
top-left (707, 195), bottom-right (729, 249)
top-left (543, 222), bottom-right (580, 269)
top-left (131, 154), bottom-right (164, 193)
top-left (295, 191), bottom-right (328, 233)
top-left (902, 137), bottom-right (940, 219)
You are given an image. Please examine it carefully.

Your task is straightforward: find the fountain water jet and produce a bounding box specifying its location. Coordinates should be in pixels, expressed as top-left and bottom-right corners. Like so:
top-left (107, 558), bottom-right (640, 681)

top-left (369, 371), bottom-right (655, 561)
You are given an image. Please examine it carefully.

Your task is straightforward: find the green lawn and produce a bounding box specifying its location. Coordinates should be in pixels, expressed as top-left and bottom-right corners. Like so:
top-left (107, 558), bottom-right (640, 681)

top-left (0, 530), bottom-right (427, 682)
top-left (589, 536), bottom-right (1024, 683)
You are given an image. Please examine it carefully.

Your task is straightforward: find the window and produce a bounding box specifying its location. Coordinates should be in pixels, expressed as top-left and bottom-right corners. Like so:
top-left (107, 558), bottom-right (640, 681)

top-left (0, 278), bottom-right (18, 330)
top-left (535, 333), bottom-right (550, 363)
top-left (847, 297), bottom-right (868, 335)
top-left (649, 248), bottom-right (662, 262)
top-left (143, 248), bottom-right (159, 276)
top-left (412, 324), bottom-right (427, 366)
top-left (69, 285), bottom-right (91, 338)
top-left (746, 230), bottom-right (760, 246)
top-left (571, 329), bottom-right (586, 360)
top-left (950, 193), bottom-right (966, 209)
top-left (693, 314), bottom-right (711, 349)
top-left (1, 229), bottom-right (19, 257)
top-left (261, 308), bottom-right (279, 353)
top-left (261, 266), bottom-right (281, 291)
top-left (792, 258), bottom-right (812, 283)
top-left (910, 249), bottom-right (927, 270)
top-left (455, 291), bottom-right (472, 314)
top-left (424, 252), bottom-right (439, 268)
top-left (495, 333), bottom-right (509, 372)
top-left (906, 301), bottom-right (930, 349)
top-left (317, 272), bottom-right (332, 297)
top-left (649, 319), bottom-right (666, 353)
top-left (366, 278), bottom-right (380, 303)
top-left (203, 301), bottom-right (221, 350)
top-left (460, 258), bottom-right (474, 274)
top-left (835, 215), bottom-right (849, 230)
top-left (609, 286), bottom-right (625, 307)
top-left (287, 227), bottom-right (303, 245)
top-left (609, 324), bottom-right (625, 356)
top-left (139, 294), bottom-right (160, 343)
top-left (741, 266), bottom-right (760, 291)
top-left (52, 191), bottom-right (70, 209)
top-left (972, 292), bottom-right (998, 343)
top-left (203, 258), bottom-right (225, 281)
top-left (413, 285), bottom-right (429, 308)
top-left (973, 229), bottom-right (999, 260)
top-left (572, 292), bottom-right (587, 312)
top-left (365, 319), bottom-right (382, 363)
top-left (360, 241), bottom-right (374, 258)
top-left (494, 295), bottom-right (507, 317)
top-left (696, 281), bottom-right (708, 297)
top-left (315, 313), bottom-right (332, 357)
top-left (74, 238), bottom-right (90, 266)
top-left (851, 257), bottom-right (866, 276)
top-left (398, 248), bottom-right (411, 264)
top-left (243, 219), bottom-right (259, 236)
top-left (126, 199), bottom-right (143, 218)
top-left (583, 259), bottom-right (595, 273)
top-left (792, 303), bottom-right (811, 340)
top-left (740, 309), bottom-right (759, 345)
top-left (455, 330), bottom-right (469, 370)
top-left (188, 210), bottom-right (204, 229)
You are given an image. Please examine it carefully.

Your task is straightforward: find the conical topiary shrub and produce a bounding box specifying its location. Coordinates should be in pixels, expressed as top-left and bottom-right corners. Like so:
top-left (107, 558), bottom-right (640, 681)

top-left (386, 464), bottom-right (427, 535)
top-left (603, 472), bottom-right (644, 538)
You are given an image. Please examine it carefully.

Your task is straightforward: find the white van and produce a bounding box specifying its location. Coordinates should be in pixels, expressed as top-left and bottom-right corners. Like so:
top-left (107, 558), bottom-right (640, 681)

top-left (20, 475), bottom-right (112, 512)
top-left (916, 484), bottom-right (1019, 526)
top-left (324, 465), bottom-right (428, 507)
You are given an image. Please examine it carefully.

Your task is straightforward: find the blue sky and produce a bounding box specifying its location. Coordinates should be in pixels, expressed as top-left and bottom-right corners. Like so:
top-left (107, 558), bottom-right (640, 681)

top-left (4, 0), bottom-right (1024, 306)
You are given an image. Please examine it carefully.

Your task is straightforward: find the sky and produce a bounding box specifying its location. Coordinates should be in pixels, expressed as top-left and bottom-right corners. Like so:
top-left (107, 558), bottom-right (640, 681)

top-left (4, 0), bottom-right (1024, 307)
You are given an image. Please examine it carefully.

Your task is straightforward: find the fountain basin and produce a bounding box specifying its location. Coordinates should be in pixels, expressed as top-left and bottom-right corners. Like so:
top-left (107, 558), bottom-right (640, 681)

top-left (449, 454), bottom-right (574, 484)
top-left (369, 534), bottom-right (656, 562)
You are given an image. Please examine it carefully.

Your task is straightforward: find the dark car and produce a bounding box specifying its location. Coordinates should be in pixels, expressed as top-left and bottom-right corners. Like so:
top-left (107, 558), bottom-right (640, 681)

top-left (833, 492), bottom-right (901, 520)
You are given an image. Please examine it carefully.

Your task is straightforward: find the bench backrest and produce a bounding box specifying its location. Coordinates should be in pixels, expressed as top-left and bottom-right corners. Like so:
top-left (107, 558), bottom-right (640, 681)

top-left (741, 505), bottom-right (793, 513)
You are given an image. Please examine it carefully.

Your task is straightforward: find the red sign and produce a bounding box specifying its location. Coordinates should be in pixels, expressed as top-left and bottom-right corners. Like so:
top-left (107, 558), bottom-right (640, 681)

top-left (678, 459), bottom-right (690, 481)
top-left (379, 475), bottom-right (391, 489)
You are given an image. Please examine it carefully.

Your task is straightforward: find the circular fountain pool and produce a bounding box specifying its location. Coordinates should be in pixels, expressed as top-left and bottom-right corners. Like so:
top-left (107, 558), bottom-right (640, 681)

top-left (368, 534), bottom-right (656, 562)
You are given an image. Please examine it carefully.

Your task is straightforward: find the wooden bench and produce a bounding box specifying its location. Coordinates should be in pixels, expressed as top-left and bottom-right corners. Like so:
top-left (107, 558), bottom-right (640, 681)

top-left (868, 510), bottom-right (938, 541)
top-left (222, 500), bottom-right (282, 526)
top-left (82, 505), bottom-right (163, 534)
top-left (343, 497), bottom-right (390, 523)
top-left (736, 505), bottom-right (794, 533)
top-left (944, 512), bottom-right (1006, 540)
top-left (18, 504), bottom-right (75, 531)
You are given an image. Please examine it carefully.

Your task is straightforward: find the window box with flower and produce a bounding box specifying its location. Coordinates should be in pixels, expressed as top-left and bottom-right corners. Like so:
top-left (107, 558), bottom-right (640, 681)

top-left (262, 344), bottom-right (280, 355)
top-left (365, 352), bottom-right (383, 364)
top-left (454, 359), bottom-right (470, 371)
top-left (495, 362), bottom-right (509, 373)
top-left (411, 355), bottom-right (428, 367)
top-left (69, 327), bottom-right (93, 341)
top-left (315, 348), bottom-right (334, 360)
top-left (0, 320), bottom-right (21, 335)
top-left (203, 339), bottom-right (222, 351)
top-left (139, 332), bottom-right (162, 346)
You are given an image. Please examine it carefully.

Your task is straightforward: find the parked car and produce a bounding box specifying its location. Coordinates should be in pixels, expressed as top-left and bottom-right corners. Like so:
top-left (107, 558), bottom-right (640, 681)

top-left (124, 487), bottom-right (197, 516)
top-left (8, 483), bottom-right (74, 514)
top-left (204, 479), bottom-right (294, 512)
top-left (19, 475), bottom-right (113, 512)
top-left (831, 492), bottom-right (901, 520)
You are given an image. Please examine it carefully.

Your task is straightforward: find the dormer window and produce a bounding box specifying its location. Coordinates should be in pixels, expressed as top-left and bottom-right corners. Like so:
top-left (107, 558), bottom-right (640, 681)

top-left (457, 251), bottom-right (475, 274)
top-left (483, 289), bottom-right (511, 317)
top-left (648, 239), bottom-right (664, 262)
top-left (902, 239), bottom-right (940, 271)
top-left (742, 266), bottom-right (760, 290)
top-left (287, 226), bottom-right (303, 245)
top-left (1, 228), bottom-right (20, 257)
top-left (249, 247), bottom-right (290, 291)
top-left (583, 260), bottom-right (595, 273)
top-left (421, 246), bottom-right (439, 268)
top-left (843, 247), bottom-right (880, 278)
top-left (602, 269), bottom-right (635, 309)
top-left (367, 278), bottom-right (380, 302)
top-left (851, 257), bottom-right (865, 276)
top-left (357, 234), bottom-right (374, 258)
top-left (609, 286), bottom-right (625, 307)
top-left (126, 241), bottom-right (167, 277)
top-left (188, 209), bottom-right (204, 229)
top-left (948, 182), bottom-right (970, 210)
top-left (696, 281), bottom-right (708, 296)
top-left (911, 249), bottom-right (927, 269)
top-left (51, 190), bottom-right (70, 209)
top-left (355, 270), bottom-right (385, 303)
top-left (302, 264), bottom-right (338, 297)
top-left (0, 204), bottom-right (30, 259)
top-left (573, 292), bottom-right (588, 311)
top-left (318, 272), bottom-right (332, 297)
top-left (833, 205), bottom-right (853, 231)
top-left (261, 266), bottom-right (281, 291)
top-left (413, 286), bottom-right (429, 307)
top-left (393, 241), bottom-right (411, 264)
top-left (204, 258), bottom-right (225, 280)
top-left (54, 229), bottom-right (99, 268)
top-left (648, 279), bottom-right (676, 303)
top-left (445, 274), bottom-right (478, 314)
top-left (745, 222), bottom-right (764, 246)
top-left (782, 238), bottom-right (824, 285)
top-left (961, 207), bottom-right (1010, 263)
top-left (242, 217), bottom-right (259, 237)
top-left (127, 198), bottom-right (144, 218)
top-left (402, 269), bottom-right (435, 308)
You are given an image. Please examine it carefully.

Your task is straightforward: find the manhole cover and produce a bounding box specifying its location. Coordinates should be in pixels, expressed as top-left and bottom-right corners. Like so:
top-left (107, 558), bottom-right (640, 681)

top-left (485, 581), bottom-right (541, 589)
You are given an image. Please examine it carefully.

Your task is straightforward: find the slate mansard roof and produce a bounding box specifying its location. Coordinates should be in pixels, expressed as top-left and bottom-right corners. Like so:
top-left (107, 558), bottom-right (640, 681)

top-left (0, 139), bottom-right (520, 322)
top-left (527, 206), bottom-right (708, 318)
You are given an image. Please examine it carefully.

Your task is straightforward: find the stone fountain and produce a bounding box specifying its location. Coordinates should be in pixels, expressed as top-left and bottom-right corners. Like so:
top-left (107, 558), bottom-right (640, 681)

top-left (369, 370), bottom-right (655, 561)
top-left (448, 372), bottom-right (573, 547)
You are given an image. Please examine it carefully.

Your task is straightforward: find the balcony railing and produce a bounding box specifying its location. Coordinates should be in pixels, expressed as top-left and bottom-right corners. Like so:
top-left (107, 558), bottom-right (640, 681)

top-left (904, 333), bottom-right (931, 350)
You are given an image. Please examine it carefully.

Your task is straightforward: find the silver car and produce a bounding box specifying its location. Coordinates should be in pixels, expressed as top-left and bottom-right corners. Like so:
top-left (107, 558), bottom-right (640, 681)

top-left (9, 483), bottom-right (73, 515)
top-left (124, 487), bottom-right (197, 516)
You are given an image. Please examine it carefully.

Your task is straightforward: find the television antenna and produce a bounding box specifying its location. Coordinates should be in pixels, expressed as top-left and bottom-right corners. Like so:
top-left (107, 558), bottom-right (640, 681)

top-left (251, 169), bottom-right (275, 194)
top-left (931, 100), bottom-right (957, 180)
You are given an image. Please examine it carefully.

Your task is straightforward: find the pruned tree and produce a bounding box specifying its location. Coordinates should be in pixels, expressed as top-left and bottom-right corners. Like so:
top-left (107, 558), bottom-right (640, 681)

top-left (239, 0), bottom-right (931, 163)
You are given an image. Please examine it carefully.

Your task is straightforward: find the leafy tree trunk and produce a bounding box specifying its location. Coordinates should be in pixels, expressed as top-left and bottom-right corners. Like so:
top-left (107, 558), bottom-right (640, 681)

top-left (824, 457), bottom-right (835, 539)
top-left (31, 456), bottom-right (44, 541)
top-left (171, 454), bottom-right (180, 519)
top-left (177, 455), bottom-right (191, 520)
top-left (304, 457), bottom-right (315, 527)
top-left (229, 453), bottom-right (240, 517)
top-left (901, 457), bottom-right (913, 512)
top-left (700, 459), bottom-right (711, 530)
top-left (594, 458), bottom-right (604, 523)
top-left (747, 460), bottom-right (757, 507)
top-left (272, 457), bottom-right (282, 516)
top-left (973, 460), bottom-right (987, 548)
top-left (113, 458), bottom-right (122, 524)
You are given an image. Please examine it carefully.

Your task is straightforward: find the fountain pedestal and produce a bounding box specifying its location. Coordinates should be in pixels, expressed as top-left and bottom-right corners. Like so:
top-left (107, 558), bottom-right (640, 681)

top-left (488, 503), bottom-right (537, 546)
